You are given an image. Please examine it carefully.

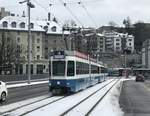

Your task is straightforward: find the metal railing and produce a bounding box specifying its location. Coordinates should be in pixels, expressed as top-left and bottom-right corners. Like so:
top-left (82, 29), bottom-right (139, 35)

top-left (0, 74), bottom-right (49, 82)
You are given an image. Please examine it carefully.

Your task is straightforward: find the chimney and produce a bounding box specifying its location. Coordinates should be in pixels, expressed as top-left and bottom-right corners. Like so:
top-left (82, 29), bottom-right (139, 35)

top-left (48, 12), bottom-right (51, 21)
top-left (22, 11), bottom-right (25, 17)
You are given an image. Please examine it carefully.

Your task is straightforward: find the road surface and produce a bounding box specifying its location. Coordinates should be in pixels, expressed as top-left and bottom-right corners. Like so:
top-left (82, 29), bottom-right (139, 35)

top-left (0, 83), bottom-right (50, 106)
top-left (120, 80), bottom-right (150, 116)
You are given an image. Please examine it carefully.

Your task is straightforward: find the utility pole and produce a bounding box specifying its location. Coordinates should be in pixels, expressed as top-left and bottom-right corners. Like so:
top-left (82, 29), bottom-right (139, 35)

top-left (19, 0), bottom-right (35, 84)
top-left (124, 50), bottom-right (127, 78)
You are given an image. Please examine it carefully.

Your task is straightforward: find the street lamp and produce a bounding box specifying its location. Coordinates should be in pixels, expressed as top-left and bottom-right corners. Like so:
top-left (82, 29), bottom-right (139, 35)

top-left (19, 0), bottom-right (35, 84)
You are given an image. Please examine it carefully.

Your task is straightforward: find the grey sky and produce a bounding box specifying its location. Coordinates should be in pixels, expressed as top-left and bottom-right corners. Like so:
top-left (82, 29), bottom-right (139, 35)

top-left (1, 0), bottom-right (150, 27)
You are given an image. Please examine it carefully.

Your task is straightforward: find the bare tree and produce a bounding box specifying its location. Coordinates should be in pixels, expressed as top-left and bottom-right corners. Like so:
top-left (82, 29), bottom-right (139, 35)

top-left (0, 32), bottom-right (23, 74)
top-left (63, 19), bottom-right (77, 28)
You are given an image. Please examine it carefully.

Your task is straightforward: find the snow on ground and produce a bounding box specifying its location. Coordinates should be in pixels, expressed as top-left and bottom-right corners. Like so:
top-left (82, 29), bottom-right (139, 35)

top-left (25, 79), bottom-right (114, 116)
top-left (65, 80), bottom-right (118, 116)
top-left (26, 78), bottom-right (127, 116)
top-left (90, 79), bottom-right (124, 116)
top-left (7, 80), bottom-right (48, 89)
top-left (2, 96), bottom-right (63, 116)
top-left (1, 77), bottom-right (133, 116)
top-left (0, 94), bottom-right (51, 113)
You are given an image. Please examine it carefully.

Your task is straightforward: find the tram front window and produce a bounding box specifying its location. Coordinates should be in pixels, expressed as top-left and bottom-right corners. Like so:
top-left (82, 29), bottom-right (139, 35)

top-left (53, 61), bottom-right (65, 76)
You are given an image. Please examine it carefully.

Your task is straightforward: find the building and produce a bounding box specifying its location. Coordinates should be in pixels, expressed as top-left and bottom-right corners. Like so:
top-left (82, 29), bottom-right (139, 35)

top-left (142, 39), bottom-right (150, 68)
top-left (0, 15), bottom-right (69, 75)
top-left (102, 30), bottom-right (134, 53)
top-left (96, 33), bottom-right (105, 53)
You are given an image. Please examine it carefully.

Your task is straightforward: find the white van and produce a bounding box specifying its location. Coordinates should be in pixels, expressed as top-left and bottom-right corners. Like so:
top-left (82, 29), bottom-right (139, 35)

top-left (0, 81), bottom-right (8, 101)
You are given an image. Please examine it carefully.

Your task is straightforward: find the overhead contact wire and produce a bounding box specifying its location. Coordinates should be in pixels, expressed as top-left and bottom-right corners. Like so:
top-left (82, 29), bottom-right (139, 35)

top-left (59, 0), bottom-right (84, 27)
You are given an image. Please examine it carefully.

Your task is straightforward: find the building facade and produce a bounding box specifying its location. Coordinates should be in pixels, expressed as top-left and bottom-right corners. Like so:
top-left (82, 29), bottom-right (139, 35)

top-left (102, 30), bottom-right (134, 53)
top-left (0, 15), bottom-right (68, 75)
top-left (142, 39), bottom-right (150, 68)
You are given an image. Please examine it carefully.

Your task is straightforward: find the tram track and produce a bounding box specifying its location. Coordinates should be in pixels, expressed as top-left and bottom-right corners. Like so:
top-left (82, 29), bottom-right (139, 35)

top-left (21, 80), bottom-right (115, 116)
top-left (60, 79), bottom-right (119, 116)
top-left (0, 96), bottom-right (66, 116)
top-left (0, 79), bottom-right (116, 116)
top-left (86, 79), bottom-right (119, 115)
top-left (24, 79), bottom-right (116, 116)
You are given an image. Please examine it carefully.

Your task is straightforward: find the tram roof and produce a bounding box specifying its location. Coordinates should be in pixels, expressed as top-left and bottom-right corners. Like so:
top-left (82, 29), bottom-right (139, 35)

top-left (50, 50), bottom-right (106, 66)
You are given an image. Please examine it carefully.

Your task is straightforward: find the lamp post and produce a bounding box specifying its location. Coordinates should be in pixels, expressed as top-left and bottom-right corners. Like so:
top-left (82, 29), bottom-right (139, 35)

top-left (19, 0), bottom-right (35, 84)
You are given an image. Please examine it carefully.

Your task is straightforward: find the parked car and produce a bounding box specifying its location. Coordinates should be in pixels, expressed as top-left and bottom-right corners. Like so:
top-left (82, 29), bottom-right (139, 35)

top-left (135, 74), bottom-right (145, 82)
top-left (0, 81), bottom-right (8, 102)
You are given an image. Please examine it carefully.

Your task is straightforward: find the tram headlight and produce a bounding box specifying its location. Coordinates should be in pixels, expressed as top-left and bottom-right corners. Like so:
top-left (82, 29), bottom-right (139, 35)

top-left (49, 83), bottom-right (51, 86)
top-left (57, 81), bottom-right (60, 85)
top-left (67, 83), bottom-right (70, 85)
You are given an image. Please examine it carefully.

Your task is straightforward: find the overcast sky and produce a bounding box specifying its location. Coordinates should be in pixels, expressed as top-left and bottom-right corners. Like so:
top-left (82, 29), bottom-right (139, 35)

top-left (1, 0), bottom-right (150, 28)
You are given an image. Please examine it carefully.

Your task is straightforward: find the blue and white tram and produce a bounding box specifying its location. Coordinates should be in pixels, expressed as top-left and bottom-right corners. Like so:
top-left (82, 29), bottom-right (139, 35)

top-left (49, 50), bottom-right (107, 94)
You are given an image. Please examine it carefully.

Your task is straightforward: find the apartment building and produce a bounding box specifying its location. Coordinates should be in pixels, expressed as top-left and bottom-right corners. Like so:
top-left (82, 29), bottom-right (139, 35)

top-left (102, 30), bottom-right (134, 53)
top-left (0, 15), bottom-right (68, 74)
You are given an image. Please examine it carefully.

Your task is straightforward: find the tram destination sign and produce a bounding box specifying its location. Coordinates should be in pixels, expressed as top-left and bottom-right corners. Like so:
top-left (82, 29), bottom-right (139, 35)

top-left (53, 51), bottom-right (65, 59)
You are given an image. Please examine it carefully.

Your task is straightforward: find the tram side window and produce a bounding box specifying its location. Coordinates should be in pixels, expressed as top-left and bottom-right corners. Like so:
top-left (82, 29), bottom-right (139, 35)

top-left (76, 62), bottom-right (89, 75)
top-left (91, 65), bottom-right (98, 74)
top-left (76, 62), bottom-right (81, 74)
top-left (67, 61), bottom-right (75, 76)
top-left (53, 61), bottom-right (65, 76)
top-left (49, 61), bottom-right (51, 76)
top-left (84, 63), bottom-right (89, 74)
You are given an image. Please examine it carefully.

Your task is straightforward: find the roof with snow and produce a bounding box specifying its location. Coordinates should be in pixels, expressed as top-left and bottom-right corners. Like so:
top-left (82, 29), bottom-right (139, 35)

top-left (0, 16), bottom-right (70, 35)
top-left (0, 16), bottom-right (45, 32)
top-left (96, 33), bottom-right (104, 37)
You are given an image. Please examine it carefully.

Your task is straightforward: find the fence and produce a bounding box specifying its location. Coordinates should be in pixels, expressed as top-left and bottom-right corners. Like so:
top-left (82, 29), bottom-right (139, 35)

top-left (0, 74), bottom-right (49, 82)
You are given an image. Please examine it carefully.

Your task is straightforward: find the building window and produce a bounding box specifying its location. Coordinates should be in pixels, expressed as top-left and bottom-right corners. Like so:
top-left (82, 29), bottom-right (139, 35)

top-left (129, 43), bottom-right (132, 46)
top-left (44, 26), bottom-right (48, 31)
top-left (2, 21), bottom-right (8, 27)
top-left (20, 22), bottom-right (25, 28)
top-left (37, 65), bottom-right (43, 74)
top-left (11, 22), bottom-right (16, 28)
top-left (7, 37), bottom-right (10, 42)
top-left (129, 39), bottom-right (132, 41)
top-left (37, 32), bottom-right (40, 36)
top-left (30, 23), bottom-right (34, 29)
top-left (37, 55), bottom-right (40, 60)
top-left (17, 31), bottom-right (20, 35)
top-left (17, 37), bottom-right (20, 43)
top-left (37, 38), bottom-right (40, 43)
top-left (37, 46), bottom-right (40, 52)
top-left (51, 26), bottom-right (57, 32)
top-left (116, 43), bottom-right (120, 45)
top-left (116, 39), bottom-right (120, 41)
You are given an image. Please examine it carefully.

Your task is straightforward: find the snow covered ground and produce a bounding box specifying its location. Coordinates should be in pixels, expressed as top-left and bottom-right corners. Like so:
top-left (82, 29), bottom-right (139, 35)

top-left (0, 77), bottom-right (131, 116)
top-left (90, 79), bottom-right (124, 116)
top-left (6, 80), bottom-right (48, 89)
top-left (26, 79), bottom-right (124, 116)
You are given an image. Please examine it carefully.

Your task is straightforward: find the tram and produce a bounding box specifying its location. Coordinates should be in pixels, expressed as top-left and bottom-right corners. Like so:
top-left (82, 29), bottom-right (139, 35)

top-left (49, 50), bottom-right (108, 94)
